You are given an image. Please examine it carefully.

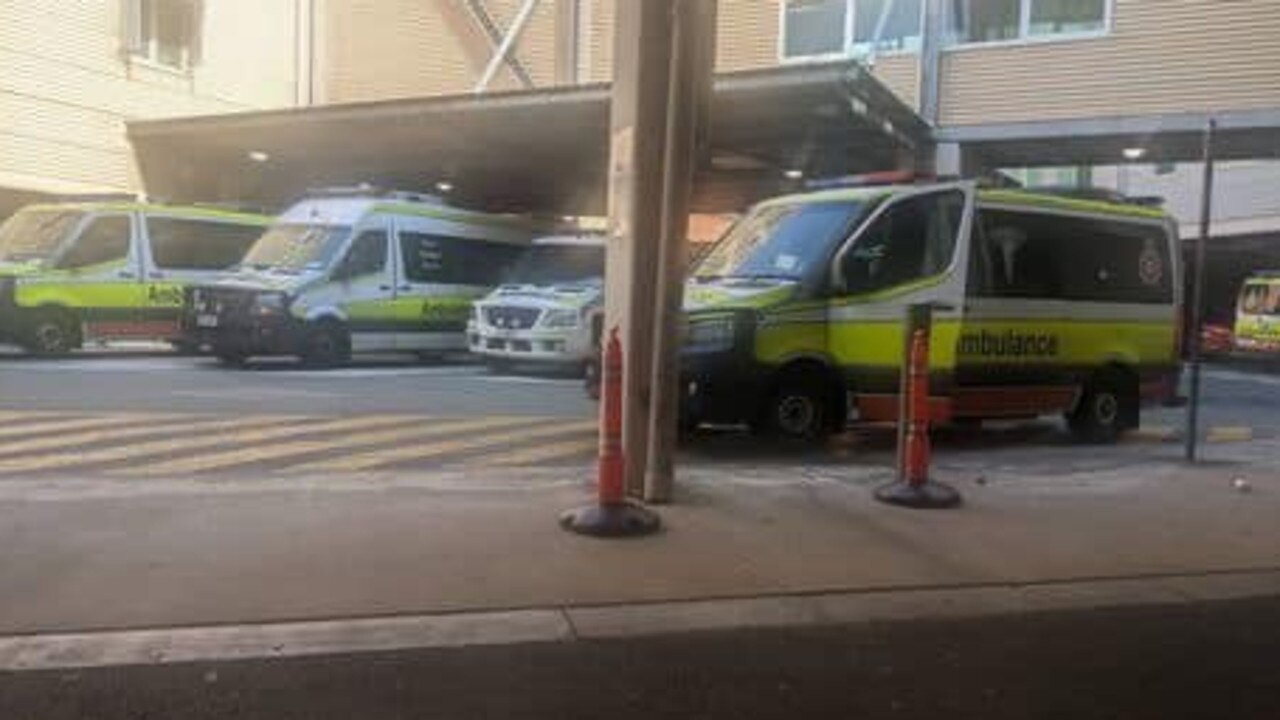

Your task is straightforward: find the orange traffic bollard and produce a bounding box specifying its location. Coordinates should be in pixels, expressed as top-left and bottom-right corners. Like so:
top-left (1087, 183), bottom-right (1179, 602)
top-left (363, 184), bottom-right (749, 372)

top-left (875, 312), bottom-right (961, 509)
top-left (560, 327), bottom-right (661, 537)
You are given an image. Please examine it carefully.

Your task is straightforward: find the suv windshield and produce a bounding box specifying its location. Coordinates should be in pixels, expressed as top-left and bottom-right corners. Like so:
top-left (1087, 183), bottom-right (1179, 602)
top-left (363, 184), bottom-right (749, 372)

top-left (240, 224), bottom-right (351, 272)
top-left (695, 200), bottom-right (866, 282)
top-left (0, 209), bottom-right (83, 264)
top-left (502, 243), bottom-right (605, 285)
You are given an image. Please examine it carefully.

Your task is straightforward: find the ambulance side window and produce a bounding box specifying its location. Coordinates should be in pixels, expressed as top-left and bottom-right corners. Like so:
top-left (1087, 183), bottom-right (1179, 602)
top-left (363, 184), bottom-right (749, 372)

top-left (978, 210), bottom-right (1170, 304)
top-left (334, 230), bottom-right (388, 280)
top-left (148, 218), bottom-right (261, 270)
top-left (840, 190), bottom-right (964, 296)
top-left (58, 215), bottom-right (131, 270)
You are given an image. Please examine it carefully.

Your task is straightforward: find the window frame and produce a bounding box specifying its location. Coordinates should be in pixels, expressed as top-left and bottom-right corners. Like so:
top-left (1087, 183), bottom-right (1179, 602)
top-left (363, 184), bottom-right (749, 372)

top-left (777, 0), bottom-right (926, 64)
top-left (143, 215), bottom-right (263, 272)
top-left (829, 186), bottom-right (970, 297)
top-left (332, 228), bottom-right (391, 282)
top-left (124, 0), bottom-right (200, 73)
top-left (943, 0), bottom-right (1112, 52)
top-left (971, 204), bottom-right (1175, 305)
top-left (54, 213), bottom-right (136, 272)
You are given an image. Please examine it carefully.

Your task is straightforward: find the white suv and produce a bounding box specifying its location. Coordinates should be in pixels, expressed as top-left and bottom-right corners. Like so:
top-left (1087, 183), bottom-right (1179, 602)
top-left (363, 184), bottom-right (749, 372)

top-left (468, 234), bottom-right (605, 371)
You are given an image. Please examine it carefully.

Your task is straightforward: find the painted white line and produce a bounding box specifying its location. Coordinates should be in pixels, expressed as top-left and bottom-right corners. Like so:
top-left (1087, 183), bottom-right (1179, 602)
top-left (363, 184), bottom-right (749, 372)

top-left (1204, 368), bottom-right (1280, 387)
top-left (480, 375), bottom-right (583, 386)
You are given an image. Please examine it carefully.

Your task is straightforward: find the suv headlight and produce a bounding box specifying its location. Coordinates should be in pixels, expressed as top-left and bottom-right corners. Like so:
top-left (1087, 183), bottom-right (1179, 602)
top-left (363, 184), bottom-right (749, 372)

top-left (541, 309), bottom-right (580, 329)
top-left (685, 315), bottom-right (736, 352)
top-left (253, 293), bottom-right (287, 316)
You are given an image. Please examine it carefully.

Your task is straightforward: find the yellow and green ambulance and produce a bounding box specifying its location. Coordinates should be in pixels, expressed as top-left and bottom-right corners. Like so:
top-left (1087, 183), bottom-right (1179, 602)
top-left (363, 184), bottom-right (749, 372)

top-left (681, 181), bottom-right (1182, 443)
top-left (1234, 273), bottom-right (1280, 353)
top-left (0, 201), bottom-right (268, 354)
top-left (183, 190), bottom-right (539, 366)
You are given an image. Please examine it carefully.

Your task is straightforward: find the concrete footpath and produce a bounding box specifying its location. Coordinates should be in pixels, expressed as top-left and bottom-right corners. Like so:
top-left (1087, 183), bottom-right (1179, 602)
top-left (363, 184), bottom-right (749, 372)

top-left (0, 457), bottom-right (1278, 669)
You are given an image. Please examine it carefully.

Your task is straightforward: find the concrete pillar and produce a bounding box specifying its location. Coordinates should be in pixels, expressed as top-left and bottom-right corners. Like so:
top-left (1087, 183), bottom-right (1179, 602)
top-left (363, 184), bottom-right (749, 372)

top-left (643, 0), bottom-right (716, 503)
top-left (602, 0), bottom-right (674, 497)
top-left (918, 0), bottom-right (944, 126)
top-left (934, 142), bottom-right (982, 180)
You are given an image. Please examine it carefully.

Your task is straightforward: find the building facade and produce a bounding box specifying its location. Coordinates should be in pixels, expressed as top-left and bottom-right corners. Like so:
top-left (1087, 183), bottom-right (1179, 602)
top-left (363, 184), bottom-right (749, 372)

top-left (316, 0), bottom-right (1280, 129)
top-left (0, 0), bottom-right (305, 216)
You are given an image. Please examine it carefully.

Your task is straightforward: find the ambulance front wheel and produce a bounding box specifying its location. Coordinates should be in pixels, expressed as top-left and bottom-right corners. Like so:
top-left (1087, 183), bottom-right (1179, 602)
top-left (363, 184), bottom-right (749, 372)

top-left (25, 309), bottom-right (80, 356)
top-left (302, 320), bottom-right (351, 368)
top-left (758, 370), bottom-right (841, 441)
top-left (1068, 370), bottom-right (1136, 444)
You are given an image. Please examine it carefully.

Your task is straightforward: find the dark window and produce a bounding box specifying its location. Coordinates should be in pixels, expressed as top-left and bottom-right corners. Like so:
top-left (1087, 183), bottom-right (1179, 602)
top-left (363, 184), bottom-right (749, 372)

top-left (973, 209), bottom-right (1171, 304)
top-left (129, 0), bottom-right (203, 69)
top-left (148, 217), bottom-right (260, 270)
top-left (58, 216), bottom-right (131, 270)
top-left (840, 190), bottom-right (964, 295)
top-left (947, 0), bottom-right (1021, 43)
top-left (782, 0), bottom-right (846, 57)
top-left (334, 230), bottom-right (388, 280)
top-left (399, 232), bottom-right (525, 285)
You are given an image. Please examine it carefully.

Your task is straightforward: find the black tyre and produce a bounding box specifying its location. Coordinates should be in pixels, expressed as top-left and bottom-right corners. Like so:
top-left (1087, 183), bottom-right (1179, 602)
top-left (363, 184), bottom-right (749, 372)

top-left (170, 339), bottom-right (201, 356)
top-left (485, 358), bottom-right (514, 375)
top-left (302, 321), bottom-right (350, 368)
top-left (25, 310), bottom-right (80, 356)
top-left (759, 373), bottom-right (833, 441)
top-left (1068, 371), bottom-right (1135, 444)
top-left (215, 350), bottom-right (247, 368)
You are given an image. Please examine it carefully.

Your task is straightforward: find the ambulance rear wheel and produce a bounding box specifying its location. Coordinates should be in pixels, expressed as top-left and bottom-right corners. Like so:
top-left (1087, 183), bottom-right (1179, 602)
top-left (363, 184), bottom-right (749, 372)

top-left (1068, 371), bottom-right (1135, 444)
top-left (760, 374), bottom-right (832, 441)
top-left (26, 310), bottom-right (80, 356)
top-left (303, 321), bottom-right (350, 368)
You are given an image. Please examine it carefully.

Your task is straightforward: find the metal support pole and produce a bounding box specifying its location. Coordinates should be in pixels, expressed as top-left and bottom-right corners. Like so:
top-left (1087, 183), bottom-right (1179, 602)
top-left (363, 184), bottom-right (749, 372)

top-left (602, 0), bottom-right (673, 497)
top-left (643, 0), bottom-right (716, 504)
top-left (474, 0), bottom-right (540, 93)
top-left (1185, 119), bottom-right (1216, 463)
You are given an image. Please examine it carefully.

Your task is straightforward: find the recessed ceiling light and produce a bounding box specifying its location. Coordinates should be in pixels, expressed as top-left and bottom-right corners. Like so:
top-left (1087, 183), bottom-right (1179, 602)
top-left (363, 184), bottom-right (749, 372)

top-left (435, 181), bottom-right (454, 193)
top-left (1123, 147), bottom-right (1146, 161)
top-left (784, 169), bottom-right (804, 180)
top-left (247, 150), bottom-right (270, 163)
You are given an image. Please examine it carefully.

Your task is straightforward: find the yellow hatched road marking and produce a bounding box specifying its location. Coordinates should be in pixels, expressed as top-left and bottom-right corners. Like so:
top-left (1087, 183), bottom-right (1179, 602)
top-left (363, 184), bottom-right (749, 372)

top-left (292, 419), bottom-right (597, 473)
top-left (118, 416), bottom-right (537, 476)
top-left (472, 436), bottom-right (599, 467)
top-left (0, 414), bottom-right (166, 442)
top-left (0, 414), bottom-right (410, 474)
top-left (0, 414), bottom-right (202, 458)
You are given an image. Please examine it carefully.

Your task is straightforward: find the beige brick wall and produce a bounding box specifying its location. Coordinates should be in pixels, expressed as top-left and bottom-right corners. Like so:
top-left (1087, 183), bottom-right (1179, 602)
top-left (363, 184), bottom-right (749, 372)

top-left (320, 0), bottom-right (560, 102)
top-left (940, 0), bottom-right (1280, 127)
top-left (579, 0), bottom-right (919, 110)
top-left (0, 0), bottom-right (298, 196)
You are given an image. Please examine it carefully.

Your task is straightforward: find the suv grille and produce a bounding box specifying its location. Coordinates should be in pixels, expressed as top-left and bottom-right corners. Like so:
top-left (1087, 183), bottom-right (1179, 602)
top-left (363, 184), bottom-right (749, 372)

top-left (484, 306), bottom-right (541, 330)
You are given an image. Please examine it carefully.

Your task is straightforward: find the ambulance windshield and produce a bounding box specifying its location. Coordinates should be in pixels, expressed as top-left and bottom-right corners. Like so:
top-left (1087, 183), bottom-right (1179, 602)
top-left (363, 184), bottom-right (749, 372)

top-left (241, 224), bottom-right (351, 273)
top-left (0, 209), bottom-right (83, 264)
top-left (695, 201), bottom-right (865, 282)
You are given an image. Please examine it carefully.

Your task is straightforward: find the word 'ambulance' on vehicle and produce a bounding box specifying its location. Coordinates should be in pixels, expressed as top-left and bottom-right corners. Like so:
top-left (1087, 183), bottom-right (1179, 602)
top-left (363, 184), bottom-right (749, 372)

top-left (680, 181), bottom-right (1182, 444)
top-left (183, 189), bottom-right (539, 366)
top-left (468, 234), bottom-right (605, 371)
top-left (0, 201), bottom-right (268, 354)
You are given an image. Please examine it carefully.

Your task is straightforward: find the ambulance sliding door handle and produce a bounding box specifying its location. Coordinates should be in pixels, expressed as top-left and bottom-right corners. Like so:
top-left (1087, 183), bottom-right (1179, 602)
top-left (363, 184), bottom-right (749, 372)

top-left (379, 285), bottom-right (392, 291)
top-left (117, 270), bottom-right (136, 279)
top-left (397, 285), bottom-right (411, 291)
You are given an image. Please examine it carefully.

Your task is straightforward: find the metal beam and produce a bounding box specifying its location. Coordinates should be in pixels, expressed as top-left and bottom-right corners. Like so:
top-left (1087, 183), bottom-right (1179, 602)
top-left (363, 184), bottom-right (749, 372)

top-left (475, 0), bottom-right (541, 93)
top-left (464, 0), bottom-right (536, 90)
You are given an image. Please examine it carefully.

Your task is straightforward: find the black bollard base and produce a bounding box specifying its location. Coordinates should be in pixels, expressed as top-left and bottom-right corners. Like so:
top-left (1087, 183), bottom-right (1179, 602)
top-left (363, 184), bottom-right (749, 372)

top-left (875, 479), bottom-right (962, 509)
top-left (560, 502), bottom-right (661, 538)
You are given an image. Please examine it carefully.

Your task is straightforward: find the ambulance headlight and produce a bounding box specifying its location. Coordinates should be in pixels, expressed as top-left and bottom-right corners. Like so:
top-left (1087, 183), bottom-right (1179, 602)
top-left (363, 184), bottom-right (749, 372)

top-left (253, 293), bottom-right (287, 316)
top-left (541, 309), bottom-right (580, 329)
top-left (685, 316), bottom-right (736, 352)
